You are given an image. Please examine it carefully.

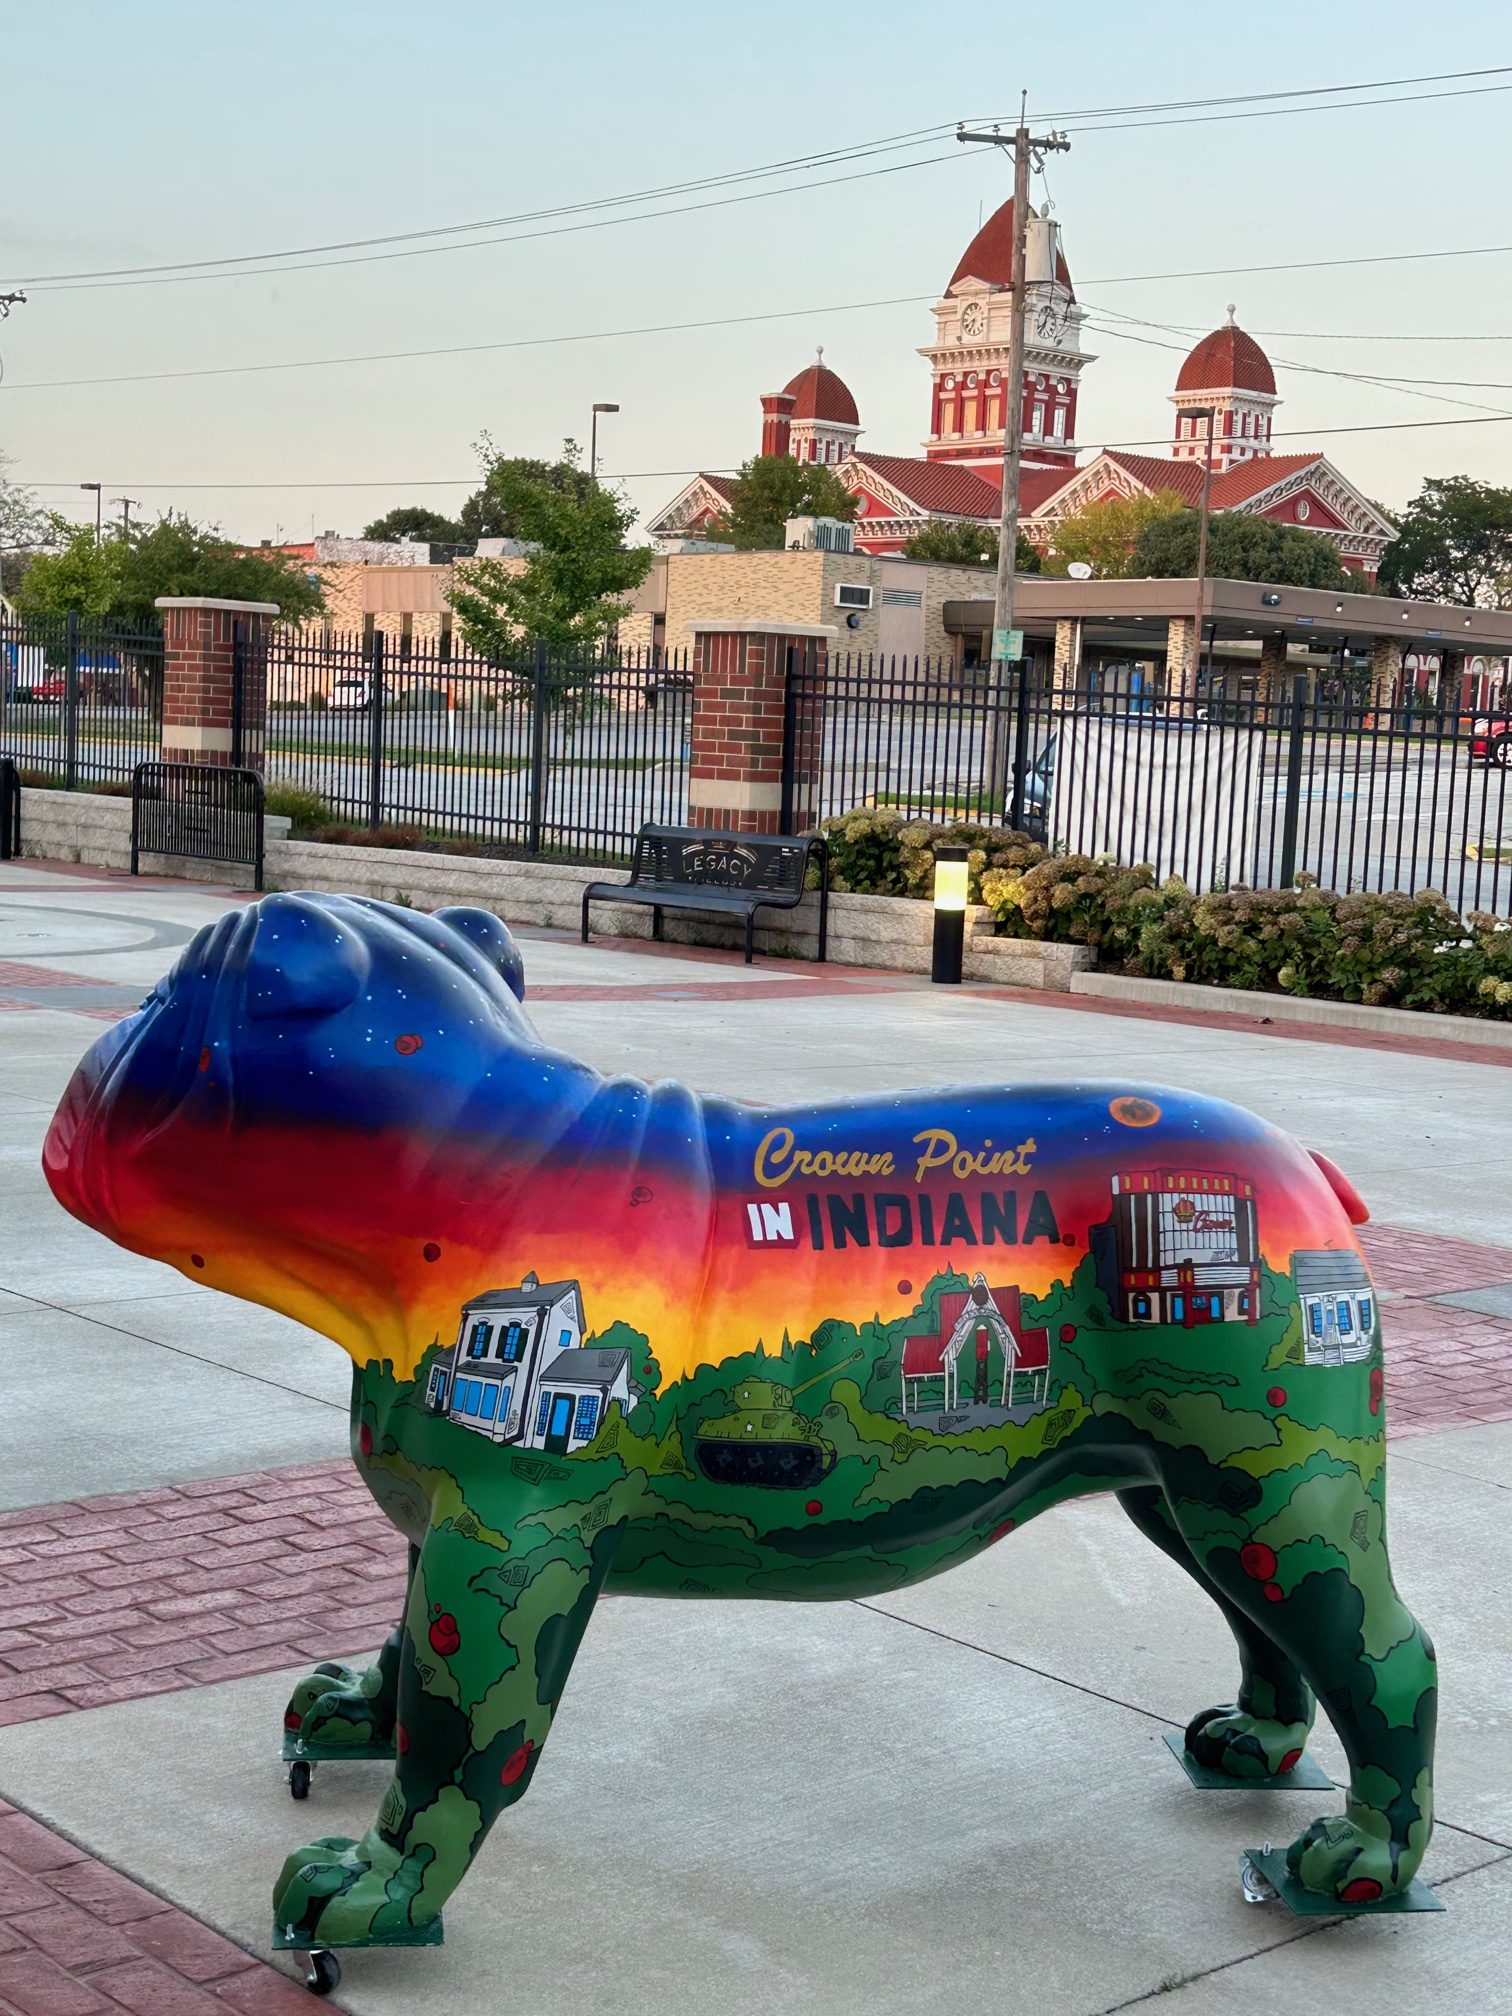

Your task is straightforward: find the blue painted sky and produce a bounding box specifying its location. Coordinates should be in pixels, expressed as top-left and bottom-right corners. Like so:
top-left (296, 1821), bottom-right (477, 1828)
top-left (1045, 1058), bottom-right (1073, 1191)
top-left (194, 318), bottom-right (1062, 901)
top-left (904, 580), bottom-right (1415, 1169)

top-left (2, 0), bottom-right (1509, 541)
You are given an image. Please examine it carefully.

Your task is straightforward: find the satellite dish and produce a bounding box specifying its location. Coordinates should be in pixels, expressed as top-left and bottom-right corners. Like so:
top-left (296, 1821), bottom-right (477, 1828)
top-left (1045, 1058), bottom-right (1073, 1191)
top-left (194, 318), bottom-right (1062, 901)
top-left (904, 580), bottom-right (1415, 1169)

top-left (1067, 561), bottom-right (1094, 580)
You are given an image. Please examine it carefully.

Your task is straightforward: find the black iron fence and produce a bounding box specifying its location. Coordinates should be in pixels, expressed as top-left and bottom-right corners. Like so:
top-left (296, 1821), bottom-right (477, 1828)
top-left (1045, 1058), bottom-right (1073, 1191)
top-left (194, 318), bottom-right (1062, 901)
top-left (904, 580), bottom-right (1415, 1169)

top-left (260, 628), bottom-right (691, 861)
top-left (784, 654), bottom-right (1512, 917)
top-left (0, 613), bottom-right (165, 788)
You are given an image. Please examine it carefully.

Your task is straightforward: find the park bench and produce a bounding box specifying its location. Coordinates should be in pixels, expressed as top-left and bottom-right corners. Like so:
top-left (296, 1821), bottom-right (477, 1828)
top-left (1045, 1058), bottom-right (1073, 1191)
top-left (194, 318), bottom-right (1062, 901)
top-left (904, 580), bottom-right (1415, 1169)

top-left (581, 823), bottom-right (828, 965)
top-left (131, 761), bottom-right (266, 890)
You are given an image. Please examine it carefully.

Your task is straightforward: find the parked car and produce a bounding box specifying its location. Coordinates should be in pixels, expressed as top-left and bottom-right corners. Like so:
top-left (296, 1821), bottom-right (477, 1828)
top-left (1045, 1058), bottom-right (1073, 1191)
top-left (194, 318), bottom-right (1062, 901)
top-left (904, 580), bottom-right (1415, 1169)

top-left (328, 677), bottom-right (371, 711)
top-left (1468, 714), bottom-right (1512, 767)
top-left (22, 674), bottom-right (67, 704)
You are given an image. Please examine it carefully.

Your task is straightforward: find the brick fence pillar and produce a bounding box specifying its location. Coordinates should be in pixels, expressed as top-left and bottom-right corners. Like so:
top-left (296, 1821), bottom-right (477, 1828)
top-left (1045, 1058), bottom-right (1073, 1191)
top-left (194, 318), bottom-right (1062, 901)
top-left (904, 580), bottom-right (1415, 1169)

top-left (1052, 618), bottom-right (1082, 695)
top-left (1164, 615), bottom-right (1198, 699)
top-left (1368, 637), bottom-right (1402, 715)
top-left (686, 621), bottom-right (836, 834)
top-left (155, 596), bottom-right (280, 771)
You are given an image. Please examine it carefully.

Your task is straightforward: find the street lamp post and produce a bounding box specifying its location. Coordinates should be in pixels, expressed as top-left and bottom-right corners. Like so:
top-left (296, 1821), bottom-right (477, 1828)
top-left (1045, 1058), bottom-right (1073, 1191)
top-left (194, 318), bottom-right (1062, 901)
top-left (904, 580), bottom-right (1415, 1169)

top-left (589, 403), bottom-right (620, 482)
top-left (80, 482), bottom-right (103, 547)
top-left (1190, 408), bottom-right (1216, 702)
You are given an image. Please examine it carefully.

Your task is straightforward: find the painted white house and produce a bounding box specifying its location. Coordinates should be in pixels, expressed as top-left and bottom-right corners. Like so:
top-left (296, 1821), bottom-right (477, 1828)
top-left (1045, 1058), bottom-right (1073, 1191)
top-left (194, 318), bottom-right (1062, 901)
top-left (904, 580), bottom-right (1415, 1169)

top-left (427, 1271), bottom-right (634, 1454)
top-left (1293, 1251), bottom-right (1376, 1367)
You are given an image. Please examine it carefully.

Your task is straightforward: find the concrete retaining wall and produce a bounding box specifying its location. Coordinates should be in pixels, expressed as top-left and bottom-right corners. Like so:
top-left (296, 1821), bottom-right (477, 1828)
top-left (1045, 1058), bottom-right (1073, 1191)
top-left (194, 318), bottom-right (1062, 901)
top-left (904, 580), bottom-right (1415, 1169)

top-left (1071, 970), bottom-right (1512, 1050)
top-left (17, 786), bottom-right (291, 888)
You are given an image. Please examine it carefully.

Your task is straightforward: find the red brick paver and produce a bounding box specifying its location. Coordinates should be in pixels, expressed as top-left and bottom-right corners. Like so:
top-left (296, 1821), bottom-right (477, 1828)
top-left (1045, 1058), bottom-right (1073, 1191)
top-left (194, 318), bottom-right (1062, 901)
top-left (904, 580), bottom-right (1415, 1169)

top-left (0, 1800), bottom-right (310, 2016)
top-left (1362, 1221), bottom-right (1512, 1438)
top-left (0, 1465), bottom-right (404, 1731)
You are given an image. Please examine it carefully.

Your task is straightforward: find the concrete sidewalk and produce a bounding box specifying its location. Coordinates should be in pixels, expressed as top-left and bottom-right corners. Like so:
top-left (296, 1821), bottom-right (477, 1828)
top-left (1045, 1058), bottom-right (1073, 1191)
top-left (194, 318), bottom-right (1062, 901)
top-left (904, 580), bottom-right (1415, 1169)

top-left (2, 860), bottom-right (1510, 2016)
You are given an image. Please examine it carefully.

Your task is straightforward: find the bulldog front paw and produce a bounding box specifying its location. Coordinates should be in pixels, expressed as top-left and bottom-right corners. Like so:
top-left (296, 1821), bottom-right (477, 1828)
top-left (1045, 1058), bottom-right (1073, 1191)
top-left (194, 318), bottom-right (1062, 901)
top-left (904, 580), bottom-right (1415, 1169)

top-left (284, 1661), bottom-right (395, 1750)
top-left (273, 1833), bottom-right (432, 1947)
top-left (1185, 1703), bottom-right (1312, 1781)
top-left (1286, 1812), bottom-right (1420, 1902)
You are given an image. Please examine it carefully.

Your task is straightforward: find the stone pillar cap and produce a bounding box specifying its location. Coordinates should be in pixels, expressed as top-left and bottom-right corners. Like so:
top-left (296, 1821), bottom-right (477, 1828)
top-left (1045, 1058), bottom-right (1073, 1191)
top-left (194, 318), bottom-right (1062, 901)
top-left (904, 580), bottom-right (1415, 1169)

top-left (154, 596), bottom-right (281, 615)
top-left (687, 619), bottom-right (838, 639)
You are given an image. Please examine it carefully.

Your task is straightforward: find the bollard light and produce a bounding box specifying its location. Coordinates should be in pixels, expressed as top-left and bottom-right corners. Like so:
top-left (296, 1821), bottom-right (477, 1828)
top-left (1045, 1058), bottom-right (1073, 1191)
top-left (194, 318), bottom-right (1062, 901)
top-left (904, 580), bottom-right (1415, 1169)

top-left (931, 846), bottom-right (968, 985)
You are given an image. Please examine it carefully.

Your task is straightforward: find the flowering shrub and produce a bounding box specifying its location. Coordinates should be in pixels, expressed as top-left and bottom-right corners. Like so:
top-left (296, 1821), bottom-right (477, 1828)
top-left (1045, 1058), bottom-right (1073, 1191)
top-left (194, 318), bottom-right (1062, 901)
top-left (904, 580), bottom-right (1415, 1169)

top-left (821, 809), bottom-right (1511, 1021)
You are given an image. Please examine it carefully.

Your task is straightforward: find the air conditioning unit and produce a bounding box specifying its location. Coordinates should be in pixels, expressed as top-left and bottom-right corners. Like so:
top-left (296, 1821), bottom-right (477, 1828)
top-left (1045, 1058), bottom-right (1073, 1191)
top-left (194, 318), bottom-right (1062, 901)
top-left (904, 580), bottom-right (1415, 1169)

top-left (834, 582), bottom-right (874, 611)
top-left (785, 514), bottom-right (855, 554)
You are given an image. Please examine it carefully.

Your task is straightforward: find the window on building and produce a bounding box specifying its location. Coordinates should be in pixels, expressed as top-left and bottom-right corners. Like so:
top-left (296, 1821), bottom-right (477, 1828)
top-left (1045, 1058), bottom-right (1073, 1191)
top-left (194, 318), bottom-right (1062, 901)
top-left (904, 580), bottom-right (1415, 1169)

top-left (1133, 1294), bottom-right (1151, 1319)
top-left (1031, 402), bottom-right (1046, 437)
top-left (535, 1393), bottom-right (552, 1438)
top-left (428, 1368), bottom-right (448, 1407)
top-left (497, 1321), bottom-right (527, 1362)
top-left (467, 1321), bottom-right (491, 1358)
top-left (1172, 1295), bottom-right (1186, 1323)
top-left (1359, 1296), bottom-right (1373, 1331)
top-left (1336, 1300), bottom-right (1354, 1337)
top-left (463, 1382), bottom-right (482, 1417)
top-left (574, 1394), bottom-right (601, 1441)
top-left (1309, 1302), bottom-right (1325, 1337)
top-left (559, 1328), bottom-right (572, 1349)
top-left (1051, 406), bottom-right (1067, 440)
top-left (1237, 1291), bottom-right (1250, 1315)
top-left (479, 1384), bottom-right (498, 1420)
top-left (986, 394), bottom-right (1001, 431)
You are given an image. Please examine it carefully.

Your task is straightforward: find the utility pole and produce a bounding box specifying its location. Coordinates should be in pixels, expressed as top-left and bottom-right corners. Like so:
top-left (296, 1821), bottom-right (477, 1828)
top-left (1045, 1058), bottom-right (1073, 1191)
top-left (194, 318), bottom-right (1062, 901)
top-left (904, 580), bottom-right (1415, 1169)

top-left (958, 104), bottom-right (1070, 799)
top-left (111, 496), bottom-right (141, 538)
top-left (0, 292), bottom-right (25, 318)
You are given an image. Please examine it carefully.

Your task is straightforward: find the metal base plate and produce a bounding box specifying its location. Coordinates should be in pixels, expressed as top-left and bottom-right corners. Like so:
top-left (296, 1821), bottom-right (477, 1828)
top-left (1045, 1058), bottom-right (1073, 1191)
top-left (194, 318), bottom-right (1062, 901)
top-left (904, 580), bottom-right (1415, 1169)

top-left (282, 1732), bottom-right (395, 1764)
top-left (271, 1914), bottom-right (444, 1954)
top-left (1163, 1730), bottom-right (1334, 1790)
top-left (1243, 1848), bottom-right (1445, 1916)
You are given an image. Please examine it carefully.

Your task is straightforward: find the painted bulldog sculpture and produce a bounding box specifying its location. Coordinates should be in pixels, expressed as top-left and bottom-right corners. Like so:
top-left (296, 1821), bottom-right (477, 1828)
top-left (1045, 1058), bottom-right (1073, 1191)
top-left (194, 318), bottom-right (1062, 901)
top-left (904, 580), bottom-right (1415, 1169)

top-left (44, 892), bottom-right (1437, 1965)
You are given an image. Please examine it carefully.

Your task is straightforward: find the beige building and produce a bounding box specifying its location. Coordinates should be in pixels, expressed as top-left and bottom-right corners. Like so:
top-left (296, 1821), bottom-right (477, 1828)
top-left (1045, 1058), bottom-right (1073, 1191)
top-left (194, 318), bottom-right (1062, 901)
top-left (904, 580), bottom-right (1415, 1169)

top-left (618, 549), bottom-right (997, 663)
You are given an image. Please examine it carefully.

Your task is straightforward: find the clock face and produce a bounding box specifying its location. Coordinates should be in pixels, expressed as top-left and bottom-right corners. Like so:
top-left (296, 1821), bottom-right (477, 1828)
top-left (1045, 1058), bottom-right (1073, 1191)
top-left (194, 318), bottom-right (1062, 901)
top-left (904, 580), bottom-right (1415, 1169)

top-left (1035, 302), bottom-right (1064, 339)
top-left (960, 301), bottom-right (987, 338)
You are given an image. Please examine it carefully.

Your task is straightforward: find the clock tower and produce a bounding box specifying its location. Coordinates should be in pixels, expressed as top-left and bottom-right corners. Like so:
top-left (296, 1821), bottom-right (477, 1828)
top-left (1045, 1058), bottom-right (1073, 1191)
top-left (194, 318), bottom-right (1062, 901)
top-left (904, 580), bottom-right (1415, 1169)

top-left (921, 199), bottom-right (1092, 479)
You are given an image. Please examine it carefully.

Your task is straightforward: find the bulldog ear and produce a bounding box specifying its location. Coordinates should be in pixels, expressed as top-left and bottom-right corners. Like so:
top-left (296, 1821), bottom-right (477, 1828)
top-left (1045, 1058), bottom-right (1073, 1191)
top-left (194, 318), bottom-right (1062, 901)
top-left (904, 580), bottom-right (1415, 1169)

top-left (244, 895), bottom-right (370, 1020)
top-left (434, 906), bottom-right (525, 1002)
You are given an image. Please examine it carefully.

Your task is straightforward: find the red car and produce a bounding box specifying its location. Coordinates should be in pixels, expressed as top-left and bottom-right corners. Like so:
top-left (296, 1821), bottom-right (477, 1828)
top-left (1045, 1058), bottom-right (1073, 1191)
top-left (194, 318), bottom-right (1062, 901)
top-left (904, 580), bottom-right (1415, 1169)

top-left (26, 675), bottom-right (67, 703)
top-left (1469, 714), bottom-right (1512, 767)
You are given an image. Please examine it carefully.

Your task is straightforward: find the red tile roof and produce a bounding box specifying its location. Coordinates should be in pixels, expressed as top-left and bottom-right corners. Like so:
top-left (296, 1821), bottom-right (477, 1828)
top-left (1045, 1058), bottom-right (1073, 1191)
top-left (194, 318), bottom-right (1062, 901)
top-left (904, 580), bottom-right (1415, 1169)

top-left (1176, 320), bottom-right (1276, 396)
top-left (1210, 453), bottom-right (1322, 506)
top-left (850, 454), bottom-right (1003, 519)
top-left (950, 199), bottom-right (1075, 296)
top-left (782, 360), bottom-right (860, 426)
top-left (697, 472), bottom-right (739, 502)
top-left (1099, 452), bottom-right (1207, 504)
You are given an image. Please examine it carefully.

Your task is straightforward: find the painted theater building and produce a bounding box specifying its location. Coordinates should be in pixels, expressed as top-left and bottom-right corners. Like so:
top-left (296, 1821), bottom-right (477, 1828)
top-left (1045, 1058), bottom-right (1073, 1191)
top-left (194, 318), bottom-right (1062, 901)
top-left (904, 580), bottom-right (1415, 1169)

top-left (1106, 1171), bottom-right (1261, 1329)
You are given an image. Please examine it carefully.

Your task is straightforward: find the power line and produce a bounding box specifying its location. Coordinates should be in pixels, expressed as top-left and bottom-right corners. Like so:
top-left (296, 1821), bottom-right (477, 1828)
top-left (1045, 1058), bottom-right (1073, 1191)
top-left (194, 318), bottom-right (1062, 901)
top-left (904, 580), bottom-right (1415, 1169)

top-left (1058, 76), bottom-right (1512, 134)
top-left (16, 66), bottom-right (1507, 289)
top-left (21, 404), bottom-right (1512, 497)
top-left (1082, 239), bottom-right (1512, 289)
top-left (12, 150), bottom-right (969, 296)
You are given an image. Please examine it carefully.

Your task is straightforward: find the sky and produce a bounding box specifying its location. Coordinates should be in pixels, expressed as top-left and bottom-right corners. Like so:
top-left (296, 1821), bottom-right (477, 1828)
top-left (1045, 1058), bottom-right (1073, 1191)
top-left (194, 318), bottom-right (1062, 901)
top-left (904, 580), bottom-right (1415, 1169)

top-left (3, 0), bottom-right (1511, 545)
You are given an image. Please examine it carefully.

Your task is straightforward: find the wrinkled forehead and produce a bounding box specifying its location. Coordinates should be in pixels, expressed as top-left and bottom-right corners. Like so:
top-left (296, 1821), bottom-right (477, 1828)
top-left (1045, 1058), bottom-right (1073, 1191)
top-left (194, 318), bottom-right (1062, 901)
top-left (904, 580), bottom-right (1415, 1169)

top-left (168, 893), bottom-right (528, 1027)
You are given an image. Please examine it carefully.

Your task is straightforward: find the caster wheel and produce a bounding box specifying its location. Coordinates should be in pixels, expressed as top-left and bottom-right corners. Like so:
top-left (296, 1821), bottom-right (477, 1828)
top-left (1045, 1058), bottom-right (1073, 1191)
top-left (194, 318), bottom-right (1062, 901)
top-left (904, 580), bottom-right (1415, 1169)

top-left (1240, 1852), bottom-right (1278, 1905)
top-left (305, 1950), bottom-right (341, 1996)
top-left (289, 1761), bottom-right (313, 1801)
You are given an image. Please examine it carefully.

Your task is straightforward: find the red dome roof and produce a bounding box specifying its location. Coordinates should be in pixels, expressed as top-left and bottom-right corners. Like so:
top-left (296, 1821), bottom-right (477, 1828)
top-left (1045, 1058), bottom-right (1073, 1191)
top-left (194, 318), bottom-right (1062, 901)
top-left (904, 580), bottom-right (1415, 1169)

top-left (782, 356), bottom-right (859, 426)
top-left (1176, 315), bottom-right (1276, 396)
top-left (949, 198), bottom-right (1074, 295)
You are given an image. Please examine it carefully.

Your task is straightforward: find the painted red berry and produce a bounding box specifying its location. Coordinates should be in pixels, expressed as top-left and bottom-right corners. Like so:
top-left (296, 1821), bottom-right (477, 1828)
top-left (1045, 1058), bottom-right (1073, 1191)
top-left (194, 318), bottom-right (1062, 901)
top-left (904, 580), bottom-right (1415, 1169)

top-left (283, 1709), bottom-right (303, 1732)
top-left (1278, 1747), bottom-right (1303, 1774)
top-left (897, 1279), bottom-right (912, 1296)
top-left (190, 1253), bottom-right (205, 1269)
top-left (1266, 1386), bottom-right (1288, 1408)
top-left (1263, 1581), bottom-right (1284, 1603)
top-left (1240, 1542), bottom-right (1278, 1582)
top-left (1340, 1877), bottom-right (1383, 1903)
top-left (358, 1423), bottom-right (373, 1457)
top-left (428, 1613), bottom-right (461, 1657)
top-left (396, 1724), bottom-right (409, 1756)
top-left (500, 1739), bottom-right (534, 1786)
top-left (990, 1518), bottom-right (1016, 1543)
top-left (1059, 1324), bottom-right (1078, 1344)
top-left (1369, 1367), bottom-right (1384, 1416)
top-left (395, 1033), bottom-right (423, 1055)
top-left (804, 1499), bottom-right (822, 1516)
top-left (422, 1242), bottom-right (441, 1262)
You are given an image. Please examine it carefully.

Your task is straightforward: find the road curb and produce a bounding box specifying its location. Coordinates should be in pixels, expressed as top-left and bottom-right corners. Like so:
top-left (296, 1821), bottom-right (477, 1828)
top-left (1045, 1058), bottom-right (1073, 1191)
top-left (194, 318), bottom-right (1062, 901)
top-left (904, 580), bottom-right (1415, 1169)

top-left (1069, 971), bottom-right (1512, 1051)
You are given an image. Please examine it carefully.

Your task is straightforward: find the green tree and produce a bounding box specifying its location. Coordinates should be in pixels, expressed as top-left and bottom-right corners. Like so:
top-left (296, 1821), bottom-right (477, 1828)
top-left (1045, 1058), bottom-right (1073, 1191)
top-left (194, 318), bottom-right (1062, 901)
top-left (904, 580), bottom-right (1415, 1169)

top-left (457, 435), bottom-right (598, 540)
top-left (1042, 489), bottom-right (1187, 579)
top-left (1378, 475), bottom-right (1512, 606)
top-left (448, 441), bottom-right (652, 659)
top-left (902, 519), bottom-right (1040, 572)
top-left (706, 454), bottom-right (858, 551)
top-left (362, 505), bottom-right (464, 545)
top-left (1130, 508), bottom-right (1351, 589)
top-left (0, 454), bottom-right (56, 602)
top-left (16, 512), bottom-right (327, 626)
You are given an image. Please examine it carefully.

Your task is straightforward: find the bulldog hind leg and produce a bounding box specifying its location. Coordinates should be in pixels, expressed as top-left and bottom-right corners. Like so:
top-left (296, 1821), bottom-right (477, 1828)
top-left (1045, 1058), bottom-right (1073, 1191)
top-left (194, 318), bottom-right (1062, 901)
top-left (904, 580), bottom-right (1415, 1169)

top-left (273, 1510), bottom-right (615, 1949)
top-left (1118, 1487), bottom-right (1315, 1780)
